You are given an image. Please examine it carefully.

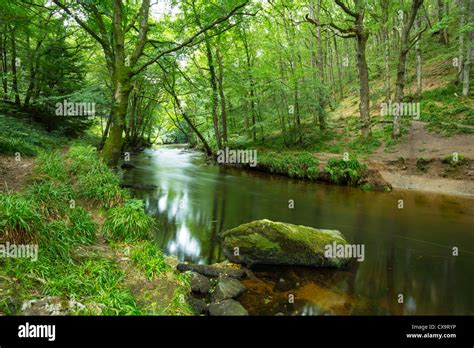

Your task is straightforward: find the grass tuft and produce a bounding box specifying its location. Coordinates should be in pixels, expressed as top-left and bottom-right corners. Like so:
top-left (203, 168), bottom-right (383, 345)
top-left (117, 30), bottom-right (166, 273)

top-left (102, 199), bottom-right (156, 242)
top-left (0, 193), bottom-right (40, 243)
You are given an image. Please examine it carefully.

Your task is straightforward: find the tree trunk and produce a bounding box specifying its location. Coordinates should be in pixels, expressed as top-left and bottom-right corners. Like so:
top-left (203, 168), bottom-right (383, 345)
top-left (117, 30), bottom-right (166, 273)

top-left (415, 15), bottom-right (422, 99)
top-left (333, 35), bottom-right (344, 100)
top-left (382, 0), bottom-right (391, 102)
top-left (356, 30), bottom-right (371, 139)
top-left (393, 0), bottom-right (424, 137)
top-left (101, 70), bottom-right (132, 166)
top-left (241, 27), bottom-right (257, 140)
top-left (463, 0), bottom-right (474, 96)
top-left (10, 27), bottom-right (20, 106)
top-left (216, 39), bottom-right (228, 145)
top-left (459, 0), bottom-right (466, 82)
top-left (315, 0), bottom-right (325, 84)
top-left (203, 34), bottom-right (222, 149)
top-left (309, 0), bottom-right (318, 125)
top-left (0, 28), bottom-right (8, 99)
top-left (327, 35), bottom-right (337, 102)
top-left (438, 0), bottom-right (449, 44)
top-left (170, 85), bottom-right (213, 156)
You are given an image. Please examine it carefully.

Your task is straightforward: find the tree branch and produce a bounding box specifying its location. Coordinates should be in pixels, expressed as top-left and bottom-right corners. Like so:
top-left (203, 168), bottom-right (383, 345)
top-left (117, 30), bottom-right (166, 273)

top-left (132, 1), bottom-right (248, 76)
top-left (334, 0), bottom-right (358, 18)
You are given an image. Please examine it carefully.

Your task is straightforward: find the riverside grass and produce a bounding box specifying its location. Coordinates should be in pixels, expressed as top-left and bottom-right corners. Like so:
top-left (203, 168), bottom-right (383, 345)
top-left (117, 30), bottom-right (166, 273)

top-left (0, 144), bottom-right (191, 316)
top-left (102, 199), bottom-right (156, 242)
top-left (67, 145), bottom-right (129, 208)
top-left (325, 158), bottom-right (367, 186)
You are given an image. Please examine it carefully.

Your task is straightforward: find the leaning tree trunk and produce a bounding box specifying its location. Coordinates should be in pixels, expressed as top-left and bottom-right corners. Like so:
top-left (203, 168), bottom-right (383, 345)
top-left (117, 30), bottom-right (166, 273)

top-left (170, 86), bottom-right (213, 156)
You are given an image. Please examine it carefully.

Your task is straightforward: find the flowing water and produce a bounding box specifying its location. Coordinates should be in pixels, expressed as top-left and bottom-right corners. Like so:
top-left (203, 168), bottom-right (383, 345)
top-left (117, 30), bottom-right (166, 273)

top-left (121, 146), bottom-right (474, 316)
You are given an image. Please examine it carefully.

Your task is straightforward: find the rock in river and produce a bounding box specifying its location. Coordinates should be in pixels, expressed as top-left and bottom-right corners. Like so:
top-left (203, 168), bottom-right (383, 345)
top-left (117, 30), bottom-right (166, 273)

top-left (211, 276), bottom-right (246, 302)
top-left (120, 183), bottom-right (157, 190)
top-left (208, 299), bottom-right (249, 316)
top-left (121, 163), bottom-right (136, 169)
top-left (177, 263), bottom-right (245, 279)
top-left (221, 219), bottom-right (350, 268)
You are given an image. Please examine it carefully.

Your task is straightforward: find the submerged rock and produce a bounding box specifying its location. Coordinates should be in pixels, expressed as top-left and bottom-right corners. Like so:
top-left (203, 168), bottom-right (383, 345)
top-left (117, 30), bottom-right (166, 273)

top-left (120, 183), bottom-right (157, 190)
top-left (208, 299), bottom-right (249, 316)
top-left (221, 219), bottom-right (350, 268)
top-left (121, 163), bottom-right (136, 169)
top-left (211, 276), bottom-right (246, 302)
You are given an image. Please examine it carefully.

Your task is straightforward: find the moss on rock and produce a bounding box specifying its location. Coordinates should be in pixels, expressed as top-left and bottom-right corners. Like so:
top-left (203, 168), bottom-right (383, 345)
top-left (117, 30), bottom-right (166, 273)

top-left (221, 219), bottom-right (350, 268)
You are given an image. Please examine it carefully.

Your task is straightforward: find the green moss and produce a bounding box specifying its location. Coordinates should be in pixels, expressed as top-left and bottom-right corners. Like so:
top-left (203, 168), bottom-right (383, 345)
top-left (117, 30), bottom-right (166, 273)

top-left (221, 219), bottom-right (350, 267)
top-left (226, 233), bottom-right (281, 254)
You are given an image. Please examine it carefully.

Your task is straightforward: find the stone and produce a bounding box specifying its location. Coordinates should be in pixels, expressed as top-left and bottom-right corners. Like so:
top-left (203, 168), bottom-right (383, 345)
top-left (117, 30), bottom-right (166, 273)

top-left (211, 276), bottom-right (246, 302)
top-left (121, 163), bottom-right (136, 169)
top-left (189, 272), bottom-right (211, 294)
top-left (120, 183), bottom-right (157, 190)
top-left (21, 297), bottom-right (68, 316)
top-left (187, 296), bottom-right (208, 315)
top-left (221, 219), bottom-right (350, 268)
top-left (208, 299), bottom-right (248, 316)
top-left (177, 263), bottom-right (245, 279)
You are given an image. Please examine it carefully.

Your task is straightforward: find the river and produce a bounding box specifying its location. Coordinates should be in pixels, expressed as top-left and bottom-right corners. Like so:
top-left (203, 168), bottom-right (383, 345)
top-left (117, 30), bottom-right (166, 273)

top-left (121, 145), bottom-right (474, 316)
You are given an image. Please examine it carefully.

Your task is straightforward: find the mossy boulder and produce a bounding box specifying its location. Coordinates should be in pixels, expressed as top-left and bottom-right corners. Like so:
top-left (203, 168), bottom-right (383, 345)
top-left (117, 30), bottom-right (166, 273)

top-left (221, 219), bottom-right (350, 268)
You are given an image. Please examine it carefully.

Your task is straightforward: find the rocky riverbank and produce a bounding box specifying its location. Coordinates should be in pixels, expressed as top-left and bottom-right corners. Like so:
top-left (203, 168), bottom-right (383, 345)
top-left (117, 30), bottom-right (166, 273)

top-left (178, 219), bottom-right (352, 316)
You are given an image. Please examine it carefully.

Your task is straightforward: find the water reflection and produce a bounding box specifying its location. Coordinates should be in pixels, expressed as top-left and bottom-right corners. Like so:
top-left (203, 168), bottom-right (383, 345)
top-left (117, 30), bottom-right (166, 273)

top-left (121, 146), bottom-right (474, 315)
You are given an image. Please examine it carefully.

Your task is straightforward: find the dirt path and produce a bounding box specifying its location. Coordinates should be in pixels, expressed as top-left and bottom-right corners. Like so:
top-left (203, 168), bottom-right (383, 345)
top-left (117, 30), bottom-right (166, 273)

top-left (372, 121), bottom-right (474, 160)
top-left (369, 121), bottom-right (474, 197)
top-left (377, 170), bottom-right (474, 196)
top-left (0, 155), bottom-right (34, 192)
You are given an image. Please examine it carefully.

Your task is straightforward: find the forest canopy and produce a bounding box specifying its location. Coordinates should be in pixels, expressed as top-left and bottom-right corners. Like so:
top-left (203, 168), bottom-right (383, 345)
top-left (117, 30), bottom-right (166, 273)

top-left (0, 0), bottom-right (473, 165)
